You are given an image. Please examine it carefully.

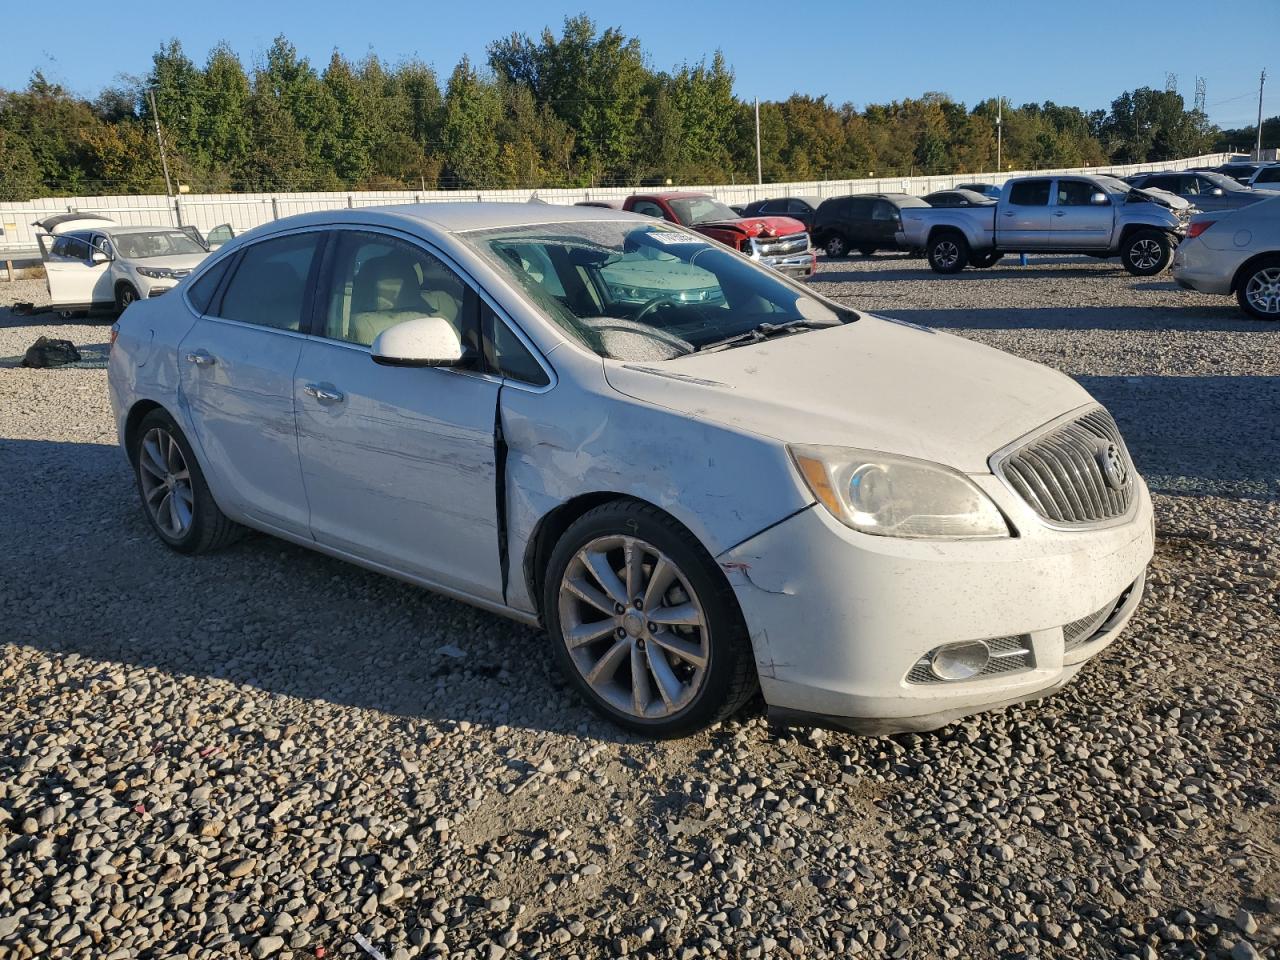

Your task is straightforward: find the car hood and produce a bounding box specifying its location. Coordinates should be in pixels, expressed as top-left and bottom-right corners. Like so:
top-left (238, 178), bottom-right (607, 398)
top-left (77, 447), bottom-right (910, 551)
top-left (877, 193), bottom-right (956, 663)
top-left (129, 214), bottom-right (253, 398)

top-left (698, 215), bottom-right (808, 238)
top-left (126, 252), bottom-right (209, 271)
top-left (1126, 187), bottom-right (1191, 211)
top-left (602, 316), bottom-right (1094, 473)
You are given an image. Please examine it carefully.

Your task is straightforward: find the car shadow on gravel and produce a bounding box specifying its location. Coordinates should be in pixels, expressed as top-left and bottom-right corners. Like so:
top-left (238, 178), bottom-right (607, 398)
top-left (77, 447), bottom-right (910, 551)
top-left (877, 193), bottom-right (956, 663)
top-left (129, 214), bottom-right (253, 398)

top-left (1075, 374), bottom-right (1280, 501)
top-left (0, 438), bottom-right (652, 742)
top-left (882, 305), bottom-right (1258, 331)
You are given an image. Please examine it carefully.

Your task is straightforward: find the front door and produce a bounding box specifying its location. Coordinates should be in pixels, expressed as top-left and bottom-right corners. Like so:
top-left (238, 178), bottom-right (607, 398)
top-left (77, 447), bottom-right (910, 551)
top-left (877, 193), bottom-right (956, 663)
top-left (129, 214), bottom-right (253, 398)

top-left (177, 229), bottom-right (325, 537)
top-left (998, 178), bottom-right (1054, 249)
top-left (38, 233), bottom-right (112, 309)
top-left (293, 228), bottom-right (503, 599)
top-left (1051, 179), bottom-right (1113, 249)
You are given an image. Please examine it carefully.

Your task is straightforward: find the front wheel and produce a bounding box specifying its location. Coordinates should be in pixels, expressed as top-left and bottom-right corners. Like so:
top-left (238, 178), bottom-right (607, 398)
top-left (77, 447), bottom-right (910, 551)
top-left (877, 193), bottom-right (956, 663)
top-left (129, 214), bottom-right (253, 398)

top-left (543, 500), bottom-right (756, 737)
top-left (1236, 257), bottom-right (1280, 320)
top-left (130, 409), bottom-right (242, 554)
top-left (927, 233), bottom-right (969, 274)
top-left (1122, 230), bottom-right (1173, 276)
top-left (115, 283), bottom-right (139, 313)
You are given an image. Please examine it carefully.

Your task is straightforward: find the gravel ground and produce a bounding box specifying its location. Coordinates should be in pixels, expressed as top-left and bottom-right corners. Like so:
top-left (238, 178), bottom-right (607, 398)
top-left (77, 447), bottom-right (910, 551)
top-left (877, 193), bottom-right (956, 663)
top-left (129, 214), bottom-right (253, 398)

top-left (2, 256), bottom-right (1278, 960)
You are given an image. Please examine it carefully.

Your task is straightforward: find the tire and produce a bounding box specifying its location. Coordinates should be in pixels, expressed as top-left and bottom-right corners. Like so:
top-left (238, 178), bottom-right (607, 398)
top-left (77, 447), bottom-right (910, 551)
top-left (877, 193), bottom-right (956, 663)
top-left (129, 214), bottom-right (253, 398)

top-left (1235, 256), bottom-right (1280, 320)
top-left (542, 499), bottom-right (757, 738)
top-left (824, 235), bottom-right (849, 258)
top-left (970, 252), bottom-right (1003, 269)
top-left (115, 283), bottom-right (140, 313)
top-left (927, 232), bottom-right (969, 274)
top-left (858, 246), bottom-right (876, 257)
top-left (1122, 230), bottom-right (1173, 276)
top-left (130, 408), bottom-right (242, 554)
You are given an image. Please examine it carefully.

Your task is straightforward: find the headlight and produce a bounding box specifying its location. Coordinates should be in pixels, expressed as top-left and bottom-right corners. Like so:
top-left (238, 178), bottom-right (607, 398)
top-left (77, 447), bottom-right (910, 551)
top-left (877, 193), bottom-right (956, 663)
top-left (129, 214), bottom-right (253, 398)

top-left (789, 444), bottom-right (1011, 539)
top-left (137, 267), bottom-right (178, 279)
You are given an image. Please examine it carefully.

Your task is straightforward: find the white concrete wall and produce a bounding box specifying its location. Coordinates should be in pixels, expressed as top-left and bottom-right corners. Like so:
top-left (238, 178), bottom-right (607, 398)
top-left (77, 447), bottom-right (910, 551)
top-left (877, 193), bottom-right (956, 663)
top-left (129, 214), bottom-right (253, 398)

top-left (0, 152), bottom-right (1236, 254)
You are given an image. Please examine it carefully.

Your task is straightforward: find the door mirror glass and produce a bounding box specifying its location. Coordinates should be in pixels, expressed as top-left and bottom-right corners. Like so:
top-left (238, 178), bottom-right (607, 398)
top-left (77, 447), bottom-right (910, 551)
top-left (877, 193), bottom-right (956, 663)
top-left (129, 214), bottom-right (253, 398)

top-left (371, 316), bottom-right (465, 367)
top-left (1089, 192), bottom-right (1109, 205)
top-left (1211, 187), bottom-right (1224, 197)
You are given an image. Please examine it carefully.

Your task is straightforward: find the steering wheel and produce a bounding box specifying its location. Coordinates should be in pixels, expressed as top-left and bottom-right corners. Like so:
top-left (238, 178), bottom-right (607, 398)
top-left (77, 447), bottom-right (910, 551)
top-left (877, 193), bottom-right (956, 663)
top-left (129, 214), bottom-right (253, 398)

top-left (634, 295), bottom-right (681, 324)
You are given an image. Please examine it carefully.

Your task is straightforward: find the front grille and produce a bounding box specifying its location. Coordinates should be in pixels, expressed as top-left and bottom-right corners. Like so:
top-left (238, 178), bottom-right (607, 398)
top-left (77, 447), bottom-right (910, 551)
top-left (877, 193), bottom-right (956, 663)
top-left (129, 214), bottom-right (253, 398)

top-left (907, 635), bottom-right (1034, 684)
top-left (751, 232), bottom-right (810, 258)
top-left (992, 407), bottom-right (1136, 526)
top-left (1063, 578), bottom-right (1139, 652)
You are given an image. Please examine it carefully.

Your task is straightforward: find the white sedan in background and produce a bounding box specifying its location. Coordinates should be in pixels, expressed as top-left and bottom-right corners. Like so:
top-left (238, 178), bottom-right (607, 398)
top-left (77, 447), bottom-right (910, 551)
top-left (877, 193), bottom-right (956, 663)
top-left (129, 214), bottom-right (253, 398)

top-left (35, 214), bottom-right (234, 315)
top-left (108, 203), bottom-right (1153, 738)
top-left (1172, 194), bottom-right (1280, 320)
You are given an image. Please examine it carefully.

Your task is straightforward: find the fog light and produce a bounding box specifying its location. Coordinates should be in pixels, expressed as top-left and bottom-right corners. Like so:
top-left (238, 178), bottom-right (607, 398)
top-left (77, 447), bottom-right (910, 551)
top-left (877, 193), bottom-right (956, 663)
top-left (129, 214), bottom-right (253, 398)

top-left (929, 640), bottom-right (990, 681)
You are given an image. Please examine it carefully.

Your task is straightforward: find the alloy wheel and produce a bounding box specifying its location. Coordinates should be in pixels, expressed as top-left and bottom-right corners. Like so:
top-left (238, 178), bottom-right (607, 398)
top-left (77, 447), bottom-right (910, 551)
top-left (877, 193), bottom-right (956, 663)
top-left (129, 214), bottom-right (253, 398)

top-left (1245, 267), bottom-right (1280, 316)
top-left (557, 535), bottom-right (709, 720)
top-left (826, 237), bottom-right (847, 257)
top-left (137, 427), bottom-right (195, 538)
top-left (933, 240), bottom-right (960, 269)
top-left (1128, 238), bottom-right (1163, 271)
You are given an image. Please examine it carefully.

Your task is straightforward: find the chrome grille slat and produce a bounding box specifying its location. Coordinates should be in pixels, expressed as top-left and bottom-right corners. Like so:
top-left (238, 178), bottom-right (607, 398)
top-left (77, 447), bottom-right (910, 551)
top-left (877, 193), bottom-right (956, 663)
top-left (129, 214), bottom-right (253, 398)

top-left (993, 407), bottom-right (1136, 527)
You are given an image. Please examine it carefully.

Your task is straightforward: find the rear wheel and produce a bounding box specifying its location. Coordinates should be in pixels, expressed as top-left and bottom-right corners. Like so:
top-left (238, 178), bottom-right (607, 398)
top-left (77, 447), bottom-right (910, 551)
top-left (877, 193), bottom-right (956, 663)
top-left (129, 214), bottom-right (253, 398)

top-left (543, 499), bottom-right (756, 737)
top-left (1122, 230), bottom-right (1172, 276)
top-left (1236, 257), bottom-right (1280, 320)
top-left (130, 409), bottom-right (242, 554)
top-left (824, 235), bottom-right (849, 258)
top-left (927, 232), bottom-right (969, 274)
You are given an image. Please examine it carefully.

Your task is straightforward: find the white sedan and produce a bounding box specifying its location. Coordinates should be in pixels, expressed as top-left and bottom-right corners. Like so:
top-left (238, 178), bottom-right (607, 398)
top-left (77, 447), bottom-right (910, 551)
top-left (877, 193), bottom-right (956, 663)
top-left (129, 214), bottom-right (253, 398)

top-left (108, 203), bottom-right (1154, 737)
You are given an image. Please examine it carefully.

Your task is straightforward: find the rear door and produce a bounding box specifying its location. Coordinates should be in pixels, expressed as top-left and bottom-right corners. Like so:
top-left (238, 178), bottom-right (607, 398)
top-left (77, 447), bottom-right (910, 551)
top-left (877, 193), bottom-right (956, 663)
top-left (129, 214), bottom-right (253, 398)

top-left (846, 198), bottom-right (876, 245)
top-left (38, 233), bottom-right (112, 310)
top-left (292, 227), bottom-right (504, 598)
top-left (1051, 179), bottom-right (1112, 249)
top-left (998, 179), bottom-right (1054, 249)
top-left (177, 230), bottom-right (325, 537)
top-left (870, 200), bottom-right (901, 248)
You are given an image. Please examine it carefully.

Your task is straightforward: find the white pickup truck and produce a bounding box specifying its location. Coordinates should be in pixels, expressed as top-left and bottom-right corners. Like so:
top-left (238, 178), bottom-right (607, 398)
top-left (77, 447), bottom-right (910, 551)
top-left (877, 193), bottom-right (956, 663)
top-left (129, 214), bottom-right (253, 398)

top-left (898, 174), bottom-right (1192, 276)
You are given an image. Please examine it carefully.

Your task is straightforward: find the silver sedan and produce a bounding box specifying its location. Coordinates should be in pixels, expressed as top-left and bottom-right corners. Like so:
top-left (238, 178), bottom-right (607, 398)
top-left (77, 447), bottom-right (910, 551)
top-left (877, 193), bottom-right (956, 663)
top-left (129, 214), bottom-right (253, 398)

top-left (1172, 194), bottom-right (1280, 320)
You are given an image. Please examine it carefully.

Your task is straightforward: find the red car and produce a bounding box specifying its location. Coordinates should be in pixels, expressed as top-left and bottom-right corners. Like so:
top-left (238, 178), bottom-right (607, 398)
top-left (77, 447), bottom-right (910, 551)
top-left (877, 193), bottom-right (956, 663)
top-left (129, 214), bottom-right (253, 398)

top-left (622, 191), bottom-right (814, 278)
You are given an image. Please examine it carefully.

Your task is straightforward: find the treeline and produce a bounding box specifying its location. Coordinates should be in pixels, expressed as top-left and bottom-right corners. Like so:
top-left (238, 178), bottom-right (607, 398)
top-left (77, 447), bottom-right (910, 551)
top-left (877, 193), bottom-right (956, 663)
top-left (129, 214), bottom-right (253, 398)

top-left (0, 15), bottom-right (1244, 201)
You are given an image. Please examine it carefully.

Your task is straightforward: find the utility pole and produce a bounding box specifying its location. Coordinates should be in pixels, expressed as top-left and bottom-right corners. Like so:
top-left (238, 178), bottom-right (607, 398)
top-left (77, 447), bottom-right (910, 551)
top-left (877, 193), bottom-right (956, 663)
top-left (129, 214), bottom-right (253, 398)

top-left (747, 97), bottom-right (757, 185)
top-left (147, 88), bottom-right (174, 197)
top-left (1255, 69), bottom-right (1267, 162)
top-left (996, 96), bottom-right (1003, 171)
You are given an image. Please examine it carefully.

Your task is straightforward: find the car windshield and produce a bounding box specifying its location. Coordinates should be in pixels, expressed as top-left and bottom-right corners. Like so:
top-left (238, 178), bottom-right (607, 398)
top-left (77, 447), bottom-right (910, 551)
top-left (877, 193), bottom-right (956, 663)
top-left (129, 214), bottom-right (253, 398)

top-left (1094, 176), bottom-right (1135, 195)
top-left (1200, 171), bottom-right (1247, 192)
top-left (668, 197), bottom-right (741, 226)
top-left (465, 220), bottom-right (851, 361)
top-left (113, 231), bottom-right (206, 259)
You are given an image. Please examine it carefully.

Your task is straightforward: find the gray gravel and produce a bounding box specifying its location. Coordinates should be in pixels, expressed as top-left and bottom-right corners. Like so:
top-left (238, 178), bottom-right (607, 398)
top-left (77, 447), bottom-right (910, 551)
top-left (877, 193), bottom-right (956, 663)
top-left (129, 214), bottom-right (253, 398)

top-left (2, 258), bottom-right (1278, 960)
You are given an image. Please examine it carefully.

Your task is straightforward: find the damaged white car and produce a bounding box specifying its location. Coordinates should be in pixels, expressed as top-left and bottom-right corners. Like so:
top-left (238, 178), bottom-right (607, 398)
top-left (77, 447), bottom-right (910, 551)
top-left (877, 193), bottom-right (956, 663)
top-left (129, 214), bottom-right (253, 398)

top-left (35, 213), bottom-right (233, 315)
top-left (108, 204), bottom-right (1154, 737)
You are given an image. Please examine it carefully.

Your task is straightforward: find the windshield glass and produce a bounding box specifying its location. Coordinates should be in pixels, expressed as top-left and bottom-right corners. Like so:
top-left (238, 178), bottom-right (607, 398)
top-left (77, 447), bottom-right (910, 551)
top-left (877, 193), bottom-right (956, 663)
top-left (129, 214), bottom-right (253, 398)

top-left (113, 231), bottom-right (206, 259)
top-left (668, 196), bottom-right (740, 226)
top-left (1200, 171), bottom-right (1246, 192)
top-left (1094, 176), bottom-right (1134, 195)
top-left (465, 220), bottom-right (850, 361)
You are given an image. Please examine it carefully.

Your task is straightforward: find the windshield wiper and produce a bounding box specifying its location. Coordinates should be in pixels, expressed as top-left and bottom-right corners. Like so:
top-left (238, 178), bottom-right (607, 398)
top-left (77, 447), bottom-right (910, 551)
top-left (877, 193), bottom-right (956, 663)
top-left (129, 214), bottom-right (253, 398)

top-left (695, 318), bottom-right (820, 353)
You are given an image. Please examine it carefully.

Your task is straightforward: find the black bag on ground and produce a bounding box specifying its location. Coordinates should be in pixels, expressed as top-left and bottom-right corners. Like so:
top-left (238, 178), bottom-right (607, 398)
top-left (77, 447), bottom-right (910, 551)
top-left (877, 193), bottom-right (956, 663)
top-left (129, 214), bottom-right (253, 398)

top-left (22, 337), bottom-right (81, 369)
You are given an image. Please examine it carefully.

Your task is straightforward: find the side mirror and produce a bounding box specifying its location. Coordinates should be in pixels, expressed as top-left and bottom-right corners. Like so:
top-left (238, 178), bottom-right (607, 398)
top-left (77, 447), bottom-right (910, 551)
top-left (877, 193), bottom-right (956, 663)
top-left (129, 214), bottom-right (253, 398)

top-left (91, 248), bottom-right (110, 264)
top-left (1211, 187), bottom-right (1224, 197)
top-left (1089, 192), bottom-right (1109, 205)
top-left (370, 316), bottom-right (465, 368)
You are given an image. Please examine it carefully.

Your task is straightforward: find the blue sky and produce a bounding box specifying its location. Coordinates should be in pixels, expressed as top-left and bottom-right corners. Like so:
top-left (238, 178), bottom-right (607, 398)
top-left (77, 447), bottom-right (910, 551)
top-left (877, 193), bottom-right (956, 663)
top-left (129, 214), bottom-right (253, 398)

top-left (5, 0), bottom-right (1276, 129)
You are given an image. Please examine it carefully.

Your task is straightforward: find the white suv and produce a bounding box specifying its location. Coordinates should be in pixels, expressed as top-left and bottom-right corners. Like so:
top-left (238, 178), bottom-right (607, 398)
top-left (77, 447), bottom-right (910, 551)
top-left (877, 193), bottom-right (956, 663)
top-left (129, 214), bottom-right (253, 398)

top-left (35, 214), bottom-right (234, 315)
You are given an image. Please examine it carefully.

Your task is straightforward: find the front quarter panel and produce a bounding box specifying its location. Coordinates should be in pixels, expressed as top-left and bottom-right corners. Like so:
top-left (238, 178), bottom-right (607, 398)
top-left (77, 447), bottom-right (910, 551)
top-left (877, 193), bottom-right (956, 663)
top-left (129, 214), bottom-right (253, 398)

top-left (500, 352), bottom-right (813, 615)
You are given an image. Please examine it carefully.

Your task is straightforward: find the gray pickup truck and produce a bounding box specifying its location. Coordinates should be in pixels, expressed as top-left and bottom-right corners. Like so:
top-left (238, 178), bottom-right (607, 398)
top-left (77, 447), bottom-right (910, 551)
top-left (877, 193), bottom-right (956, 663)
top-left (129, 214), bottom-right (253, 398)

top-left (898, 174), bottom-right (1192, 276)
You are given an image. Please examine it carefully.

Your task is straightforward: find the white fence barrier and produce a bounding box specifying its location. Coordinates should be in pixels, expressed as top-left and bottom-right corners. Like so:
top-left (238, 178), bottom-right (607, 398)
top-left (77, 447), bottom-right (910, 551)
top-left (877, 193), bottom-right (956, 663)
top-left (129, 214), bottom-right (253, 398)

top-left (0, 152), bottom-right (1236, 256)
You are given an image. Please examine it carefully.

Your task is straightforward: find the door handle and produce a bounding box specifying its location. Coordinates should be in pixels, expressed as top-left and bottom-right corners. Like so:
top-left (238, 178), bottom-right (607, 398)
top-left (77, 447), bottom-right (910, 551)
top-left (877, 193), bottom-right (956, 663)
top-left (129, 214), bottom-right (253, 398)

top-left (1053, 211), bottom-right (1066, 217)
top-left (1001, 212), bottom-right (1016, 217)
top-left (304, 384), bottom-right (345, 404)
top-left (185, 350), bottom-right (216, 366)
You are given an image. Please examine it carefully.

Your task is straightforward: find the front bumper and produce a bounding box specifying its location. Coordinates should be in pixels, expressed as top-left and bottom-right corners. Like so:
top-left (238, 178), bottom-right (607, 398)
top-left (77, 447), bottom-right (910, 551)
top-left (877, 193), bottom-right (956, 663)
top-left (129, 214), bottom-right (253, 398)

top-left (718, 475), bottom-right (1154, 735)
top-left (760, 251), bottom-right (816, 278)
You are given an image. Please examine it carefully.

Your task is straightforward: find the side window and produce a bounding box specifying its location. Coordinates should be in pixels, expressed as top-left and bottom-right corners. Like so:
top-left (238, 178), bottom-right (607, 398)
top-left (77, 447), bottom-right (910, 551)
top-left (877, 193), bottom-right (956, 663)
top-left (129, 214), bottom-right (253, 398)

top-left (321, 231), bottom-right (466, 348)
top-left (630, 201), bottom-right (665, 219)
top-left (848, 198), bottom-right (874, 220)
top-left (1055, 180), bottom-right (1096, 206)
top-left (187, 257), bottom-right (233, 315)
top-left (52, 236), bottom-right (91, 260)
top-left (1009, 180), bottom-right (1051, 206)
top-left (1146, 175), bottom-right (1179, 192)
top-left (217, 232), bottom-right (321, 332)
top-left (1257, 167), bottom-right (1280, 183)
top-left (481, 305), bottom-right (549, 387)
top-left (786, 199), bottom-right (810, 214)
top-left (871, 200), bottom-right (896, 220)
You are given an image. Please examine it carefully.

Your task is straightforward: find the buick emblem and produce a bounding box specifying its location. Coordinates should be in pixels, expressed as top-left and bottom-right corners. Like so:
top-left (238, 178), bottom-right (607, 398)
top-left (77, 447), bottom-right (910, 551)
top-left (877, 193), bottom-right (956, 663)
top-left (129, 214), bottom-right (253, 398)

top-left (1095, 441), bottom-right (1129, 491)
